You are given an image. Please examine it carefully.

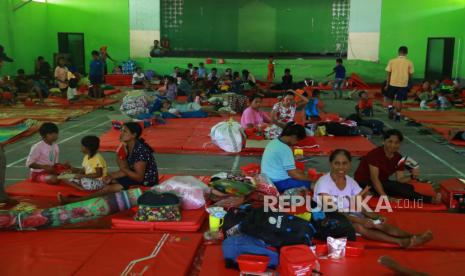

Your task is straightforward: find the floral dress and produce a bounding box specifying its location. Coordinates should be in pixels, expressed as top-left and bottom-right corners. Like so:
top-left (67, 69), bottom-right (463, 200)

top-left (265, 102), bottom-right (296, 139)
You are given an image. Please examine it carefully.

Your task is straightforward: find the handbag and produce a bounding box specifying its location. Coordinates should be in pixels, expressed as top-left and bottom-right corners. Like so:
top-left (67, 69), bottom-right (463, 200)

top-left (134, 191), bottom-right (181, 222)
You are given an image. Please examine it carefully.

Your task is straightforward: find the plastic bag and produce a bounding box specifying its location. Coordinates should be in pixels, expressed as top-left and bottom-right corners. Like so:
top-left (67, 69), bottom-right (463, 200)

top-left (327, 237), bottom-right (347, 259)
top-left (152, 176), bottom-right (210, 210)
top-left (210, 119), bottom-right (244, 153)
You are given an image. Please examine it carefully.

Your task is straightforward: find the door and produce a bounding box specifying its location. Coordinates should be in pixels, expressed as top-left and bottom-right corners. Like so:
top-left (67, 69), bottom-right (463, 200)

top-left (58, 33), bottom-right (85, 74)
top-left (425, 37), bottom-right (454, 80)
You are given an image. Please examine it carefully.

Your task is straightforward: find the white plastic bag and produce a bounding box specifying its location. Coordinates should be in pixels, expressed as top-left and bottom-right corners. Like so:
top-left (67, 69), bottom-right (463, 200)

top-left (152, 176), bottom-right (210, 210)
top-left (210, 119), bottom-right (244, 153)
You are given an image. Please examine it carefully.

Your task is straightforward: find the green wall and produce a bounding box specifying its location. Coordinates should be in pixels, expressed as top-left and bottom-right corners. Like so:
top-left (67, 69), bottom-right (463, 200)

top-left (162, 0), bottom-right (348, 53)
top-left (0, 0), bottom-right (14, 75)
top-left (379, 0), bottom-right (465, 79)
top-left (3, 0), bottom-right (129, 76)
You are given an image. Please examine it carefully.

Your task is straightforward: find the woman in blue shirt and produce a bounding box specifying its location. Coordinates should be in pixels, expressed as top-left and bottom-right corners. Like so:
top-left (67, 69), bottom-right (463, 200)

top-left (261, 123), bottom-right (313, 193)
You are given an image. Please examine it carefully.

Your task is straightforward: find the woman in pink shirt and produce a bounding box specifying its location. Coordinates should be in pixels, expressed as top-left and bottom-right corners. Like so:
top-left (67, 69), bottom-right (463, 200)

top-left (240, 95), bottom-right (271, 130)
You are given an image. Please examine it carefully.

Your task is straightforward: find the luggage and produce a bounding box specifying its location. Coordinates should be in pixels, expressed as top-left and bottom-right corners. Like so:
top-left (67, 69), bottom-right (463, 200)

top-left (240, 208), bottom-right (316, 248)
top-left (134, 191), bottom-right (181, 222)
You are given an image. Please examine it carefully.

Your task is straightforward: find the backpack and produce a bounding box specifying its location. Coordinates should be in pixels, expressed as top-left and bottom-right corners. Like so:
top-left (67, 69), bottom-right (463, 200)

top-left (240, 208), bottom-right (316, 248)
top-left (312, 211), bottom-right (356, 241)
top-left (324, 122), bottom-right (360, 136)
top-left (222, 235), bottom-right (279, 269)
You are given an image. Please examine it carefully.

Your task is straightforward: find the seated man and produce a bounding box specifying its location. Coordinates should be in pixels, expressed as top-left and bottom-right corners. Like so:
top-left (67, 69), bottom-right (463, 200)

top-left (261, 123), bottom-right (312, 193)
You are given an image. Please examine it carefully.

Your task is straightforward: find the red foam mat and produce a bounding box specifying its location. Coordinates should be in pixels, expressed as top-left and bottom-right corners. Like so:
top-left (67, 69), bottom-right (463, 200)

top-left (199, 245), bottom-right (465, 276)
top-left (112, 208), bottom-right (207, 232)
top-left (99, 117), bottom-right (374, 156)
top-left (0, 230), bottom-right (202, 276)
top-left (401, 110), bottom-right (465, 125)
top-left (427, 125), bottom-right (465, 146)
top-left (368, 181), bottom-right (447, 212)
top-left (357, 211), bottom-right (465, 251)
top-left (199, 245), bottom-right (238, 276)
top-left (312, 136), bottom-right (375, 156)
top-left (6, 180), bottom-right (93, 198)
top-left (5, 174), bottom-right (211, 199)
top-left (318, 249), bottom-right (465, 276)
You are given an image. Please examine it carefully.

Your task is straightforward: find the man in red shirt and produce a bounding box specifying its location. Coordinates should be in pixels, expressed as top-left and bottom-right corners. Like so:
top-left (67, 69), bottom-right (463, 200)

top-left (354, 129), bottom-right (441, 203)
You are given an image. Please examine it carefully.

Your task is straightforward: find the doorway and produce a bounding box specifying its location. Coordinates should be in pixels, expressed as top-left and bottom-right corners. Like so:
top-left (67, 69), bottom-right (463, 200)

top-left (425, 37), bottom-right (454, 80)
top-left (58, 33), bottom-right (85, 74)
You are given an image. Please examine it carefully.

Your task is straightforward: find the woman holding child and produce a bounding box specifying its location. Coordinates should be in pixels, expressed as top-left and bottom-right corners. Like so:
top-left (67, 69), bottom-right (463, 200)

top-left (314, 149), bottom-right (433, 248)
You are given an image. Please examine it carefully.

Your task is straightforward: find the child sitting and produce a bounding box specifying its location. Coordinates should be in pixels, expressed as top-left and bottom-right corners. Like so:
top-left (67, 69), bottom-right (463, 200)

top-left (416, 81), bottom-right (432, 109)
top-left (303, 89), bottom-right (321, 122)
top-left (132, 67), bottom-right (145, 86)
top-left (64, 136), bottom-right (108, 191)
top-left (356, 91), bottom-right (373, 116)
top-left (26, 122), bottom-right (60, 184)
top-left (419, 91), bottom-right (432, 109)
top-left (437, 90), bottom-right (451, 110)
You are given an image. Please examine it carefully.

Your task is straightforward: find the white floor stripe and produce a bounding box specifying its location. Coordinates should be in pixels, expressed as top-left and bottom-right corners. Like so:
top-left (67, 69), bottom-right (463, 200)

top-left (6, 121), bottom-right (109, 168)
top-left (4, 116), bottom-right (104, 154)
top-left (231, 155), bottom-right (241, 172)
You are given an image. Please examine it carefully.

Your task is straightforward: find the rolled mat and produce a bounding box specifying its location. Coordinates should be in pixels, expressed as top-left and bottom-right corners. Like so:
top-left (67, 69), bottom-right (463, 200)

top-left (0, 188), bottom-right (141, 230)
top-left (0, 118), bottom-right (25, 126)
top-left (0, 120), bottom-right (41, 146)
top-left (0, 230), bottom-right (202, 276)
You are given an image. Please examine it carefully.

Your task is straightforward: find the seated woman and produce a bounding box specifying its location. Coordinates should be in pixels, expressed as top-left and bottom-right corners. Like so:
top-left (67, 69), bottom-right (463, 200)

top-left (314, 149), bottom-right (433, 248)
top-left (59, 122), bottom-right (159, 203)
top-left (240, 95), bottom-right (271, 131)
top-left (261, 123), bottom-right (312, 193)
top-left (266, 90), bottom-right (308, 139)
top-left (354, 129), bottom-right (441, 203)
